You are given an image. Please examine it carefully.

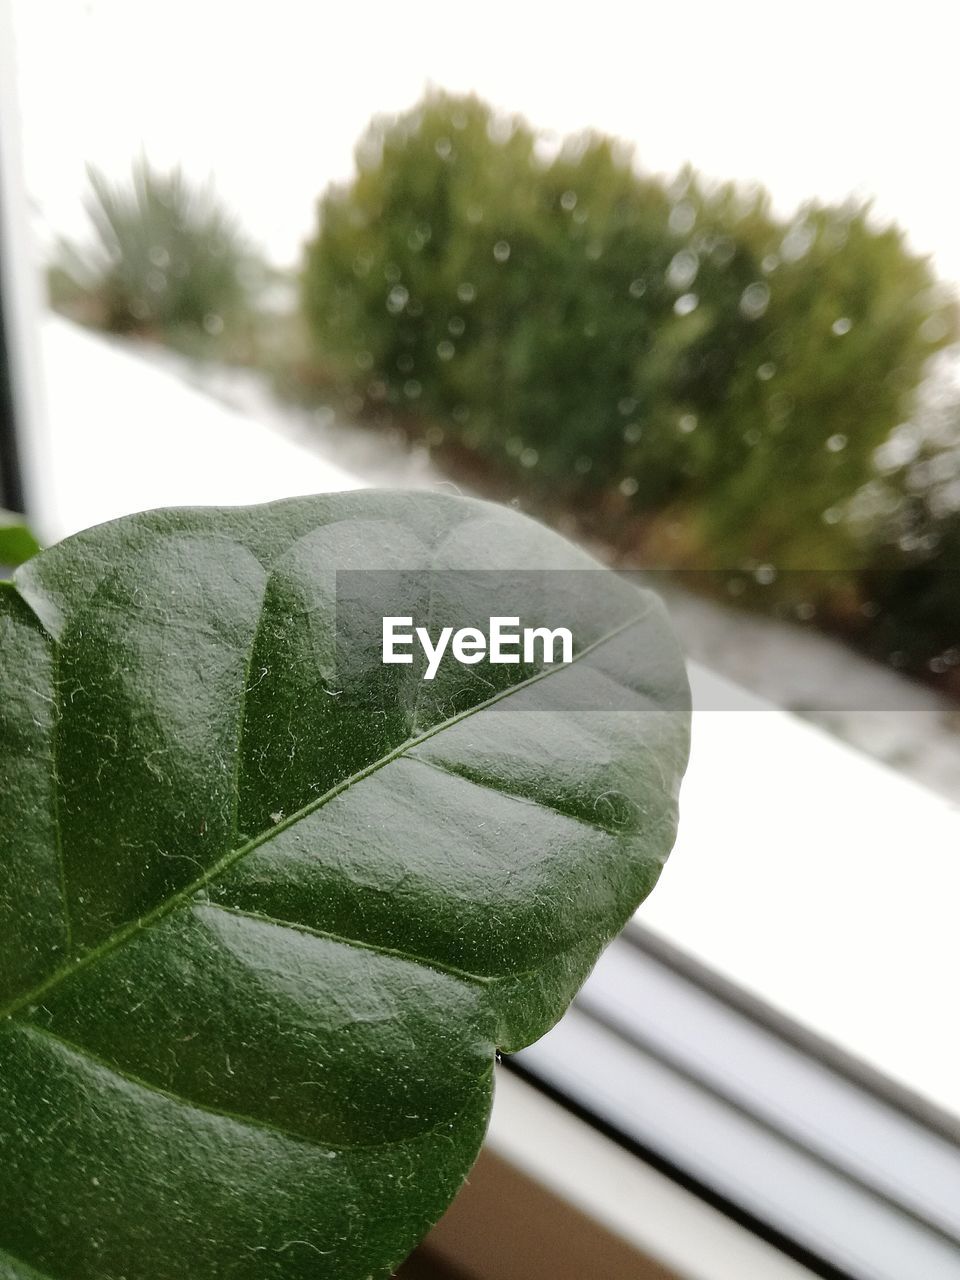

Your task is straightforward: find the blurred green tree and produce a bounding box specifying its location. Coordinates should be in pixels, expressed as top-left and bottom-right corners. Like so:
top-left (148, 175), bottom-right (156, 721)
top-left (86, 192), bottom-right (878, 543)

top-left (690, 202), bottom-right (956, 567)
top-left (302, 91), bottom-right (957, 570)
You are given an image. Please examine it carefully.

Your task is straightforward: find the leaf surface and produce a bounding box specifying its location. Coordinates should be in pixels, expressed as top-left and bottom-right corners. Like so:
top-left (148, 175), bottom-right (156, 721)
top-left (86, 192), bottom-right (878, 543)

top-left (0, 491), bottom-right (689, 1279)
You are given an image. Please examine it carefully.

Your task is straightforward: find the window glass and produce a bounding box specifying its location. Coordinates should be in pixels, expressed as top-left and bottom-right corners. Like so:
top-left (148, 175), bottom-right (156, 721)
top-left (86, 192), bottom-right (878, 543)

top-left (8, 0), bottom-right (960, 1128)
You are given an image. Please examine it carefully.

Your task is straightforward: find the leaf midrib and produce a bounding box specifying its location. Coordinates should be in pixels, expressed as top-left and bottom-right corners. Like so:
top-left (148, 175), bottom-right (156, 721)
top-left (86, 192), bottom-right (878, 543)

top-left (0, 610), bottom-right (647, 1024)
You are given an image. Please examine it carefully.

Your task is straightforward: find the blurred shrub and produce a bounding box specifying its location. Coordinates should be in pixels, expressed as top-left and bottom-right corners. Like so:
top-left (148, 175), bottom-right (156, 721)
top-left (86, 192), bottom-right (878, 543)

top-left (850, 399), bottom-right (960, 689)
top-left (50, 160), bottom-right (259, 347)
top-left (302, 91), bottom-right (957, 569)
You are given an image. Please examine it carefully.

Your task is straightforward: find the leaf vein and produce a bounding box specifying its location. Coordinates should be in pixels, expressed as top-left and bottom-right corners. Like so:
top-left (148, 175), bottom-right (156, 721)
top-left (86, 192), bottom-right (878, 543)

top-left (0, 610), bottom-right (646, 1023)
top-left (201, 901), bottom-right (494, 986)
top-left (406, 754), bottom-right (636, 837)
top-left (7, 1019), bottom-right (489, 1156)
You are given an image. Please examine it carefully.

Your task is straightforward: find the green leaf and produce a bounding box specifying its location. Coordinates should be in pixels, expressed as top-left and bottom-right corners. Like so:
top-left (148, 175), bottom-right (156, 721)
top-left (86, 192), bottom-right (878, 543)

top-left (0, 491), bottom-right (689, 1279)
top-left (0, 511), bottom-right (41, 571)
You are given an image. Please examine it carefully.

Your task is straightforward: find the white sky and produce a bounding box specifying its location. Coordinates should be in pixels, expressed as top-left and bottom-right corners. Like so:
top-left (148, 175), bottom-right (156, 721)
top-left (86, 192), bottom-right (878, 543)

top-left (9, 0), bottom-right (960, 283)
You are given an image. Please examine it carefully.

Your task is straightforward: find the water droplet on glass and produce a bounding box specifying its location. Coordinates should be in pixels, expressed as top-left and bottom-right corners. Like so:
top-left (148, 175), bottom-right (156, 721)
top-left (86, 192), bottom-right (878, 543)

top-left (618, 397), bottom-right (637, 415)
top-left (434, 136), bottom-right (453, 160)
top-left (754, 564), bottom-right (776, 585)
top-left (781, 222), bottom-right (814, 262)
top-left (585, 241), bottom-right (602, 261)
top-left (832, 317), bottom-right (852, 336)
top-left (487, 115), bottom-right (514, 145)
top-left (762, 254), bottom-right (779, 273)
top-left (403, 379), bottom-right (422, 399)
top-left (873, 422), bottom-right (919, 471)
top-left (203, 312), bottom-right (224, 336)
top-left (674, 292), bottom-right (699, 316)
top-left (822, 506), bottom-right (842, 524)
top-left (667, 249), bottom-right (699, 290)
top-left (574, 455), bottom-right (593, 475)
top-left (619, 477), bottom-right (640, 497)
top-left (448, 316), bottom-right (465, 336)
top-left (437, 340), bottom-right (455, 361)
top-left (628, 278), bottom-right (646, 298)
top-left (146, 269), bottom-right (166, 293)
top-left (493, 240), bottom-right (511, 263)
top-left (457, 282), bottom-right (476, 303)
top-left (669, 200), bottom-right (696, 235)
top-left (826, 433), bottom-right (847, 452)
top-left (386, 285), bottom-right (409, 315)
top-left (520, 447), bottom-right (539, 468)
top-left (757, 362), bottom-right (776, 381)
top-left (678, 413), bottom-right (697, 434)
top-left (148, 245), bottom-right (170, 269)
top-left (560, 189), bottom-right (578, 211)
top-left (623, 423), bottom-right (642, 443)
top-left (740, 282), bottom-right (770, 320)
top-left (743, 428), bottom-right (762, 446)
